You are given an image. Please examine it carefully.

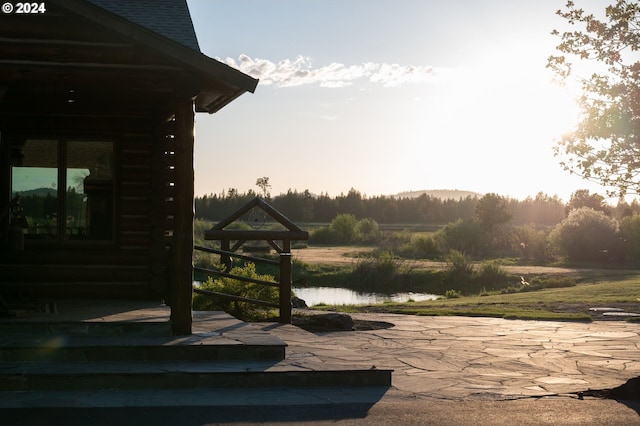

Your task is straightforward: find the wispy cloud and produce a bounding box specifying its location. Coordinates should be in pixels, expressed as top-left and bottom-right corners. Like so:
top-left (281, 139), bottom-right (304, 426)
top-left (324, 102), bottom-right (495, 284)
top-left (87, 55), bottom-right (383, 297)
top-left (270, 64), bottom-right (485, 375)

top-left (219, 55), bottom-right (438, 88)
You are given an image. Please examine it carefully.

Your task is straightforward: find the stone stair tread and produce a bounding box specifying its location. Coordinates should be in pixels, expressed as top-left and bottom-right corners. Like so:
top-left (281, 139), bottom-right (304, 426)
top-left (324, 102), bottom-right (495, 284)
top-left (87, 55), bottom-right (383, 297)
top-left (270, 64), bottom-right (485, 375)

top-left (0, 359), bottom-right (282, 374)
top-left (0, 360), bottom-right (392, 391)
top-left (0, 332), bottom-right (284, 347)
top-left (0, 303), bottom-right (392, 393)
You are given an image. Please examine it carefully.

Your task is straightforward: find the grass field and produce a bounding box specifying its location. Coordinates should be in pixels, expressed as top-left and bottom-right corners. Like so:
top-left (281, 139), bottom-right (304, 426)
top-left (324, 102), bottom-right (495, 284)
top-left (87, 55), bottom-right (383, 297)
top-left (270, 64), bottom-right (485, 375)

top-left (196, 219), bottom-right (640, 322)
top-left (318, 273), bottom-right (640, 322)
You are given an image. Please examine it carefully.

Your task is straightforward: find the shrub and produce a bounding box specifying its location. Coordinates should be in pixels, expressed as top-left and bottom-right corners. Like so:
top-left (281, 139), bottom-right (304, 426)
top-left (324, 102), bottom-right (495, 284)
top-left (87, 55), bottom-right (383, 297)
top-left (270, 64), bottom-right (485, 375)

top-left (356, 218), bottom-right (380, 243)
top-left (443, 250), bottom-right (476, 293)
top-left (512, 225), bottom-right (551, 263)
top-left (411, 235), bottom-right (439, 259)
top-left (350, 250), bottom-right (408, 291)
top-left (330, 213), bottom-right (358, 242)
top-left (475, 261), bottom-right (512, 291)
top-left (619, 214), bottom-right (640, 264)
top-left (445, 289), bottom-right (462, 298)
top-left (193, 263), bottom-right (278, 321)
top-left (442, 251), bottom-right (513, 295)
top-left (529, 276), bottom-right (576, 290)
top-left (194, 219), bottom-right (214, 246)
top-left (435, 220), bottom-right (483, 256)
top-left (309, 226), bottom-right (340, 244)
top-left (378, 228), bottom-right (412, 252)
top-left (549, 207), bottom-right (620, 263)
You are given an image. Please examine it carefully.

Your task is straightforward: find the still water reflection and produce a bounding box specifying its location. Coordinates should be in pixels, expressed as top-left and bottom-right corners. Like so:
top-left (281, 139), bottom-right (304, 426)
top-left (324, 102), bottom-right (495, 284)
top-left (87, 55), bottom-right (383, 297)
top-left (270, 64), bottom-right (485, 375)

top-left (293, 287), bottom-right (440, 307)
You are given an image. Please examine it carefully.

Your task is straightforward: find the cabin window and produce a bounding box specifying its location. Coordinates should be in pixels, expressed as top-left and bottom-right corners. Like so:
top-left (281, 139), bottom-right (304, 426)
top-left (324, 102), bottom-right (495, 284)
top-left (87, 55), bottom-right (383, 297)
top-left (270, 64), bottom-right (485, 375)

top-left (10, 138), bottom-right (114, 244)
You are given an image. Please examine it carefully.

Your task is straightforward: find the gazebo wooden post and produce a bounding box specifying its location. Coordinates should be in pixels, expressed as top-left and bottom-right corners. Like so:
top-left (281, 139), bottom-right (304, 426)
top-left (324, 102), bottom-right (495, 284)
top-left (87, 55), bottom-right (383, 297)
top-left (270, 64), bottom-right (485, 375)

top-left (220, 239), bottom-right (232, 272)
top-left (170, 98), bottom-right (195, 335)
top-left (278, 252), bottom-right (292, 324)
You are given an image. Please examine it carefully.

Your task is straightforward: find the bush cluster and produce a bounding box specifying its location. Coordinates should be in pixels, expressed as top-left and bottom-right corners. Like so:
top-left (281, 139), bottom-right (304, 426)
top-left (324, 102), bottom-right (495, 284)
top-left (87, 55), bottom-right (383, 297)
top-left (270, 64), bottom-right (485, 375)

top-left (310, 214), bottom-right (380, 244)
top-left (193, 263), bottom-right (278, 321)
top-left (443, 250), bottom-right (514, 295)
top-left (372, 208), bottom-right (640, 267)
top-left (350, 250), bottom-right (412, 291)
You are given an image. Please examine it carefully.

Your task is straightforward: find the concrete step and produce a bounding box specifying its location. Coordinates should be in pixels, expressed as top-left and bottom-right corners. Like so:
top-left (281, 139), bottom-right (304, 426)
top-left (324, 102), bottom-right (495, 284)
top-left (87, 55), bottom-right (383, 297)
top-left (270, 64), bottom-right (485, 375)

top-left (0, 331), bottom-right (286, 363)
top-left (0, 303), bottom-right (392, 394)
top-left (0, 320), bottom-right (173, 337)
top-left (0, 361), bottom-right (392, 391)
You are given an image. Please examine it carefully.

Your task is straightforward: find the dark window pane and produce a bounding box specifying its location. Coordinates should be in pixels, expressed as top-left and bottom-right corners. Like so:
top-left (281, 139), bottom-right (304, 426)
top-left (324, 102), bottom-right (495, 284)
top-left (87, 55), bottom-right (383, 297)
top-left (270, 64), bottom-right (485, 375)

top-left (10, 139), bottom-right (59, 238)
top-left (66, 141), bottom-right (113, 240)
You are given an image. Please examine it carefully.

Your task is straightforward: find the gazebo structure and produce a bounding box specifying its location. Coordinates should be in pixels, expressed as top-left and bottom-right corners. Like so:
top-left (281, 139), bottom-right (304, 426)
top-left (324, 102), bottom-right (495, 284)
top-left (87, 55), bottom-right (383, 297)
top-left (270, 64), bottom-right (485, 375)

top-left (198, 197), bottom-right (309, 324)
top-left (0, 0), bottom-right (258, 334)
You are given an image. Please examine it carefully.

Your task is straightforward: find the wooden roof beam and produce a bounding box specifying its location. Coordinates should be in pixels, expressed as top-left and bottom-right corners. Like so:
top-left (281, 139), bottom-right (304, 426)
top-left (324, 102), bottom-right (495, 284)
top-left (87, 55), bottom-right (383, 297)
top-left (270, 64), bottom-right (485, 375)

top-left (0, 59), bottom-right (182, 73)
top-left (0, 36), bottom-right (131, 49)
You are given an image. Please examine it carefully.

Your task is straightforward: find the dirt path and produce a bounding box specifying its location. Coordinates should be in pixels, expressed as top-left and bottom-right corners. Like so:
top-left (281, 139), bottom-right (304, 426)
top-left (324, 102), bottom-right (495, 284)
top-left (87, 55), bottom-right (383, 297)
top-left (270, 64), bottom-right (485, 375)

top-left (292, 246), bottom-right (371, 266)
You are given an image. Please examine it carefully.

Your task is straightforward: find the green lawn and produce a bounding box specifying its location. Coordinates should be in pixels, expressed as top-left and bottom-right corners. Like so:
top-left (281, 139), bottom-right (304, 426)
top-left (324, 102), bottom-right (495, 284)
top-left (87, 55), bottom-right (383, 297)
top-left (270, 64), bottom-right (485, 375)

top-left (322, 273), bottom-right (640, 322)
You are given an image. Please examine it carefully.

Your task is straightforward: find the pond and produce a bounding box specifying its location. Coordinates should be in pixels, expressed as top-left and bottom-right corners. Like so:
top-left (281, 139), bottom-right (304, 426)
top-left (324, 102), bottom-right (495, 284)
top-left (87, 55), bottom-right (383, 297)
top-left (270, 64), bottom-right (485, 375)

top-left (292, 287), bottom-right (440, 307)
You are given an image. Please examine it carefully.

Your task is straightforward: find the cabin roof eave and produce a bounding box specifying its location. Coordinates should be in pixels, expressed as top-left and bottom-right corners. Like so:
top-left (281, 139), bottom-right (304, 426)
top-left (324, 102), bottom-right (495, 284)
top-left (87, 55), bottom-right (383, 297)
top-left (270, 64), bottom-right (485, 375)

top-left (50, 0), bottom-right (258, 113)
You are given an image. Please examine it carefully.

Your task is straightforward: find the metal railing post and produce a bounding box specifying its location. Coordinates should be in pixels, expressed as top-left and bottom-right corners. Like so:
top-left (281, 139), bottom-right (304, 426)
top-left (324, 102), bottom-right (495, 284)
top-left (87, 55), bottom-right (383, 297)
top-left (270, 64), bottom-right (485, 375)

top-left (279, 253), bottom-right (292, 324)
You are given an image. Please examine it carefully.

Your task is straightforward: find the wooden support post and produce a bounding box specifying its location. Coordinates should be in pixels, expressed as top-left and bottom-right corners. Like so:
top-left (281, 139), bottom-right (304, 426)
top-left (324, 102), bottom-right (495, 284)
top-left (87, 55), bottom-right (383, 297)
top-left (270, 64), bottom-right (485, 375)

top-left (279, 252), bottom-right (292, 324)
top-left (220, 239), bottom-right (232, 272)
top-left (170, 98), bottom-right (195, 335)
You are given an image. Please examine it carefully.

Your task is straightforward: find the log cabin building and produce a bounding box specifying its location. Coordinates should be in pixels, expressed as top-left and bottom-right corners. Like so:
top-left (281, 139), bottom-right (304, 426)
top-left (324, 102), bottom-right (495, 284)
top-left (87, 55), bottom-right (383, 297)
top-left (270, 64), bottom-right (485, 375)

top-left (0, 0), bottom-right (258, 334)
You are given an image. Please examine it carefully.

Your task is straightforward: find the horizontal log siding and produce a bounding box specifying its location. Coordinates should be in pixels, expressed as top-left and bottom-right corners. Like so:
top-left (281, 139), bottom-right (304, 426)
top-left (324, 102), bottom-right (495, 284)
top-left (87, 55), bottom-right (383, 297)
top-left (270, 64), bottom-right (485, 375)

top-left (0, 129), bottom-right (172, 300)
top-left (119, 134), bottom-right (154, 249)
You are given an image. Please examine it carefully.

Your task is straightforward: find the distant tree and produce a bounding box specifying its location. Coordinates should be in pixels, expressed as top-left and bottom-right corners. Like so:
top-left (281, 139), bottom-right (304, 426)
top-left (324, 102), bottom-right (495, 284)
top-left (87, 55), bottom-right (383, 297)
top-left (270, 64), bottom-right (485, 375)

top-left (549, 207), bottom-right (620, 263)
top-left (435, 219), bottom-right (483, 256)
top-left (338, 188), bottom-right (364, 217)
top-left (512, 192), bottom-right (565, 225)
top-left (512, 225), bottom-right (552, 263)
top-left (475, 193), bottom-right (512, 233)
top-left (548, 0), bottom-right (640, 197)
top-left (618, 213), bottom-right (640, 263)
top-left (355, 217), bottom-right (380, 243)
top-left (566, 189), bottom-right (609, 215)
top-left (313, 193), bottom-right (338, 222)
top-left (330, 213), bottom-right (359, 243)
top-left (255, 177), bottom-right (271, 198)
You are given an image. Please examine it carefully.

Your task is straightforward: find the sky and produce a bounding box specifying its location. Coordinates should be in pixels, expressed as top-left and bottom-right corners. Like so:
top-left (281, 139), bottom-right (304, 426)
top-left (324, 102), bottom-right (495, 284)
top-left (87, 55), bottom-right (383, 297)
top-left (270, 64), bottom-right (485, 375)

top-left (186, 0), bottom-right (613, 202)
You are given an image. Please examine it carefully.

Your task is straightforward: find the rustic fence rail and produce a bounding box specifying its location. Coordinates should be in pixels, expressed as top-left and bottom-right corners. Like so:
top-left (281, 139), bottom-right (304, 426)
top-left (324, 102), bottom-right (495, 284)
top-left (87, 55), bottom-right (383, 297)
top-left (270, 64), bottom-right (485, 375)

top-left (193, 245), bottom-right (293, 323)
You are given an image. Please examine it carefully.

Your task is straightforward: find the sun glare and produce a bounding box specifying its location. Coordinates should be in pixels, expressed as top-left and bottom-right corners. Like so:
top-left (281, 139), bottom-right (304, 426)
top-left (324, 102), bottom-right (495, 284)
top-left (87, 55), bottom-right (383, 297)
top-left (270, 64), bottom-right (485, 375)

top-left (534, 82), bottom-right (580, 139)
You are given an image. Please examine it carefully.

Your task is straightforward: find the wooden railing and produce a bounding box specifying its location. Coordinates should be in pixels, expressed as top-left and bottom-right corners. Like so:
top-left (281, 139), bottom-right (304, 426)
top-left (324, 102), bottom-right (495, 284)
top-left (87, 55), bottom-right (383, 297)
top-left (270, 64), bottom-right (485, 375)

top-left (193, 245), bottom-right (293, 323)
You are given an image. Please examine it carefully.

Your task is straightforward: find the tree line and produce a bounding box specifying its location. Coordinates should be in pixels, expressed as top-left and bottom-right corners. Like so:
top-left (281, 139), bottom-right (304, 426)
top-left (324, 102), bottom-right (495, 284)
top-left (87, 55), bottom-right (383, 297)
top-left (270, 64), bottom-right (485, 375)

top-left (195, 187), bottom-right (640, 227)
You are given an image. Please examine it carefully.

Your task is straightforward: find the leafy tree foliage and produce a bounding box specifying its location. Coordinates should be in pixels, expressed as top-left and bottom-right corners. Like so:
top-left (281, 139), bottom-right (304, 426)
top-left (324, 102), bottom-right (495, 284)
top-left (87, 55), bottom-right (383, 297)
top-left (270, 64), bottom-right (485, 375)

top-left (196, 189), bottom-right (582, 227)
top-left (193, 263), bottom-right (278, 321)
top-left (548, 0), bottom-right (640, 197)
top-left (255, 176), bottom-right (271, 198)
top-left (330, 213), bottom-right (359, 243)
top-left (511, 225), bottom-right (552, 263)
top-left (355, 217), bottom-right (380, 243)
top-left (435, 219), bottom-right (483, 256)
top-left (618, 213), bottom-right (640, 264)
top-left (509, 192), bottom-right (566, 226)
top-left (566, 189), bottom-right (610, 214)
top-left (549, 207), bottom-right (620, 262)
top-left (475, 193), bottom-right (512, 232)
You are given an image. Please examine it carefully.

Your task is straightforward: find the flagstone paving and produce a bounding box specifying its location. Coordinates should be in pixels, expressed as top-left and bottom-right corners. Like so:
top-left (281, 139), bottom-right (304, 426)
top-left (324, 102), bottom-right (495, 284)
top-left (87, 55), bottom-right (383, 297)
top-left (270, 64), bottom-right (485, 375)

top-left (257, 314), bottom-right (640, 400)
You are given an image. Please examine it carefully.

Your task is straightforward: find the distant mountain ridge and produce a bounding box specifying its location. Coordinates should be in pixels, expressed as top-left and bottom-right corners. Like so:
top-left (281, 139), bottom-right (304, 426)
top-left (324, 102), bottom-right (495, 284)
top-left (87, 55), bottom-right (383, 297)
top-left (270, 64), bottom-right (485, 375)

top-left (395, 189), bottom-right (481, 200)
top-left (13, 187), bottom-right (57, 197)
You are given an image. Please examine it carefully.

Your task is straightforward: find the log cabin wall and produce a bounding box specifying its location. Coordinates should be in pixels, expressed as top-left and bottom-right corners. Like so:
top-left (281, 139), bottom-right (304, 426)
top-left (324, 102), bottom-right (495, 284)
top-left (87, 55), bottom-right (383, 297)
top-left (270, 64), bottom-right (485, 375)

top-left (0, 0), bottom-right (257, 333)
top-left (0, 3), bottom-right (185, 301)
top-left (0, 116), bottom-right (175, 301)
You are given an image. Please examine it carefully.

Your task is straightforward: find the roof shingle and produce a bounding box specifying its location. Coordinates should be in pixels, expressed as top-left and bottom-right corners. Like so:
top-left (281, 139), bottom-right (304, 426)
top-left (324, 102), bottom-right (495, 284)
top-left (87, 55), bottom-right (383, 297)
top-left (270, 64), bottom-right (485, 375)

top-left (85, 0), bottom-right (200, 51)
